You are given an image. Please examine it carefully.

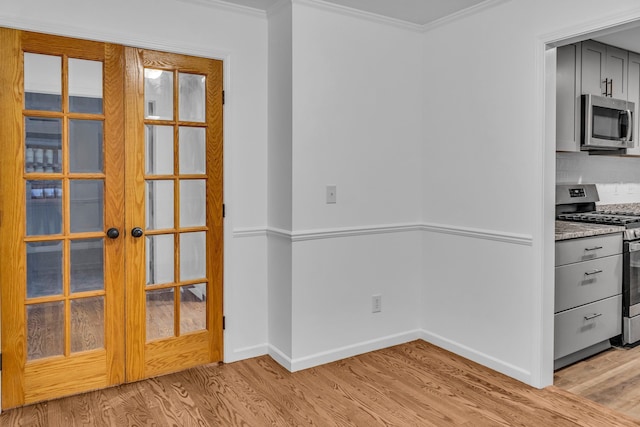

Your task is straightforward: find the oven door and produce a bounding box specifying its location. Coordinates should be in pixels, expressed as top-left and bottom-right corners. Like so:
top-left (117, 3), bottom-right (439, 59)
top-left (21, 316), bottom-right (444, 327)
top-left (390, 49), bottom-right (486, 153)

top-left (626, 241), bottom-right (640, 316)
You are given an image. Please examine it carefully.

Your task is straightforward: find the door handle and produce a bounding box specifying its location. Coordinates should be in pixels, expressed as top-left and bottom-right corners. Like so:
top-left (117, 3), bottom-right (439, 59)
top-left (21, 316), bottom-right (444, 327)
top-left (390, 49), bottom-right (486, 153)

top-left (106, 228), bottom-right (120, 239)
top-left (131, 227), bottom-right (144, 238)
top-left (584, 313), bottom-right (602, 321)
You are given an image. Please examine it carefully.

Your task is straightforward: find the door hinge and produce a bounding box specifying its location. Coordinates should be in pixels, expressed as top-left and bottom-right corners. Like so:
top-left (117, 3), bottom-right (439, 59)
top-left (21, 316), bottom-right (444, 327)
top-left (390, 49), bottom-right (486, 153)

top-left (223, 204), bottom-right (226, 218)
top-left (222, 90), bottom-right (225, 105)
top-left (222, 316), bottom-right (226, 330)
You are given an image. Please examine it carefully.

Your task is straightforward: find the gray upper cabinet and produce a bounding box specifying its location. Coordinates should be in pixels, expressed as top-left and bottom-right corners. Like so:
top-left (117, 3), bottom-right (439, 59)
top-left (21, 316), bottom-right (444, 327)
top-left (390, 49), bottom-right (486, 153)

top-left (556, 44), bottom-right (581, 152)
top-left (556, 40), bottom-right (634, 153)
top-left (626, 52), bottom-right (640, 156)
top-left (581, 40), bottom-right (628, 99)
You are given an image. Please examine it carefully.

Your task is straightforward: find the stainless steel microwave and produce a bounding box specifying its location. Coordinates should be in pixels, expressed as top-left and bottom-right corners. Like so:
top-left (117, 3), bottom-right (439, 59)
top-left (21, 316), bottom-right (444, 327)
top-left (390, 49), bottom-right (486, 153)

top-left (581, 94), bottom-right (634, 150)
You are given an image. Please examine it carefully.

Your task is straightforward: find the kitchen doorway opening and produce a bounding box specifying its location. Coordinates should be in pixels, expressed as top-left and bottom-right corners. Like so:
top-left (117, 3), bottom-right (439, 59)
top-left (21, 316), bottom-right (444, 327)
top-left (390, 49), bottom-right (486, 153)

top-left (544, 16), bottom-right (640, 419)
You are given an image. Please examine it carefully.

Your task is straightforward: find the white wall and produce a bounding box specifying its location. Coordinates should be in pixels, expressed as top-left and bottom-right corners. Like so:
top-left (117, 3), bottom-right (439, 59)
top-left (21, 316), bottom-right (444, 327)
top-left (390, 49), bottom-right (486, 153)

top-left (420, 0), bottom-right (640, 387)
top-left (281, 2), bottom-right (424, 368)
top-left (0, 0), bottom-right (270, 365)
top-left (267, 1), bottom-right (294, 360)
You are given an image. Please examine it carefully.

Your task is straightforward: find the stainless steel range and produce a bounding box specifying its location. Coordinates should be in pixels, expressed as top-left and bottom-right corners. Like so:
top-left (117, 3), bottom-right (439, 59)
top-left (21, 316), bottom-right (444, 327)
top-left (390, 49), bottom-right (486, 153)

top-left (557, 184), bottom-right (640, 345)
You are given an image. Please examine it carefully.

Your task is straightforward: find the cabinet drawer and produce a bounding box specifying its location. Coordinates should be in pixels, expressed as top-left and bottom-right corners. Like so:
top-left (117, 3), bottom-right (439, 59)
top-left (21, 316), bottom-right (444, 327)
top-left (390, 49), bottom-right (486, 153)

top-left (555, 234), bottom-right (622, 266)
top-left (554, 294), bottom-right (621, 360)
top-left (555, 254), bottom-right (622, 313)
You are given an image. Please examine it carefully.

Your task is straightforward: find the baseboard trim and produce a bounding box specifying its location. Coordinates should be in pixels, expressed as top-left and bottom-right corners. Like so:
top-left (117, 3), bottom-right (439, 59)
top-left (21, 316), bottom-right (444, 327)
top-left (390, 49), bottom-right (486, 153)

top-left (226, 343), bottom-right (269, 363)
top-left (238, 331), bottom-right (533, 387)
top-left (268, 344), bottom-right (294, 371)
top-left (420, 329), bottom-right (533, 385)
top-left (287, 330), bottom-right (422, 372)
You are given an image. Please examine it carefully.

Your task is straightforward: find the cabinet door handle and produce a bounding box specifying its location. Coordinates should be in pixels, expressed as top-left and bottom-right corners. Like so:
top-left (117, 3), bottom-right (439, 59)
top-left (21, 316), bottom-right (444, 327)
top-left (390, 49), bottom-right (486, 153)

top-left (584, 246), bottom-right (603, 251)
top-left (584, 313), bottom-right (602, 321)
top-left (609, 79), bottom-right (613, 97)
top-left (603, 78), bottom-right (609, 96)
top-left (584, 269), bottom-right (603, 276)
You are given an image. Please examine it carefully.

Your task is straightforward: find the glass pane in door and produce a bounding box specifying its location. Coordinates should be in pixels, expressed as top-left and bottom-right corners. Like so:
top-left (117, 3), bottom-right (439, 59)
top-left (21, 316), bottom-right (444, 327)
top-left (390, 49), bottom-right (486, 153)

top-left (180, 232), bottom-right (206, 281)
top-left (146, 180), bottom-right (174, 230)
top-left (26, 241), bottom-right (63, 298)
top-left (70, 238), bottom-right (104, 293)
top-left (180, 180), bottom-right (206, 227)
top-left (69, 120), bottom-right (103, 173)
top-left (71, 297), bottom-right (104, 352)
top-left (179, 127), bottom-right (205, 174)
top-left (180, 283), bottom-right (206, 334)
top-left (146, 288), bottom-right (175, 341)
top-left (26, 180), bottom-right (62, 236)
top-left (24, 53), bottom-right (62, 111)
top-left (178, 73), bottom-right (205, 122)
top-left (25, 117), bottom-right (62, 174)
top-left (145, 125), bottom-right (174, 175)
top-left (27, 301), bottom-right (64, 360)
top-left (146, 234), bottom-right (175, 286)
top-left (70, 180), bottom-right (104, 233)
top-left (144, 69), bottom-right (173, 120)
top-left (68, 58), bottom-right (103, 114)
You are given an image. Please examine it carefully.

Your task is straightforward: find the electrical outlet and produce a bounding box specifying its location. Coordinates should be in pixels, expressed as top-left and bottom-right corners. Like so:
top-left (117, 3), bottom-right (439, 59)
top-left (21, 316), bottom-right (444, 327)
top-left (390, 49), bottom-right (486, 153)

top-left (372, 294), bottom-right (382, 313)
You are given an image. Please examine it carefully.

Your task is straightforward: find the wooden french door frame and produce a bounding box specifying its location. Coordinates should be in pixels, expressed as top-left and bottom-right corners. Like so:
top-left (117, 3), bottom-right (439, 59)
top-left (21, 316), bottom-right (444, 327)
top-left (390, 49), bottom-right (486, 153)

top-left (0, 29), bottom-right (126, 408)
top-left (0, 29), bottom-right (223, 409)
top-left (123, 47), bottom-right (224, 382)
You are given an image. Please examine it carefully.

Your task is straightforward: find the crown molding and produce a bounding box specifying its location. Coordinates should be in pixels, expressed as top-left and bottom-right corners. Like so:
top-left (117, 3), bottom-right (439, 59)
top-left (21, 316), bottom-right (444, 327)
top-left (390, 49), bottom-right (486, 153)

top-left (421, 0), bottom-right (511, 33)
top-left (292, 0), bottom-right (423, 33)
top-left (175, 0), bottom-right (267, 19)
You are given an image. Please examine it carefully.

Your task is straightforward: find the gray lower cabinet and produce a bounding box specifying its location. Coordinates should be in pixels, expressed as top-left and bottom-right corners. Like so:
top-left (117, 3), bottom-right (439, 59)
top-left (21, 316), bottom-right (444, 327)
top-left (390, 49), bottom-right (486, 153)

top-left (554, 233), bottom-right (622, 369)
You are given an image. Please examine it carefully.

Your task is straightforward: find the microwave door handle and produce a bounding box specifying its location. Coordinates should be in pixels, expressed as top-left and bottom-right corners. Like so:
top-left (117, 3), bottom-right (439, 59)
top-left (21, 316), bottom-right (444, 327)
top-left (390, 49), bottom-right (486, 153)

top-left (626, 110), bottom-right (633, 141)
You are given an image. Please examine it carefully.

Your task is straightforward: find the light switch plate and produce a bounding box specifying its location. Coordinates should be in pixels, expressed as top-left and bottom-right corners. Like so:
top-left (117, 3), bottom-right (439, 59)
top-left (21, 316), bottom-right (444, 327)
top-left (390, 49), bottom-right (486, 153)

top-left (326, 185), bottom-right (337, 204)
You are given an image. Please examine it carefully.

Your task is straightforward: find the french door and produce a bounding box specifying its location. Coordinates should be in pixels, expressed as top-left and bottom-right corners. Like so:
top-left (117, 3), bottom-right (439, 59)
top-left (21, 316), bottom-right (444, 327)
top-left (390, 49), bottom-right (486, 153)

top-left (0, 29), bottom-right (223, 408)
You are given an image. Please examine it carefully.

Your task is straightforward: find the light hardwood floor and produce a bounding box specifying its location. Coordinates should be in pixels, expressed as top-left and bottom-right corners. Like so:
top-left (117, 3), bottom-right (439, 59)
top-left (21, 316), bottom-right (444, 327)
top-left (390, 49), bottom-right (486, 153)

top-left (555, 344), bottom-right (640, 421)
top-left (2, 340), bottom-right (639, 426)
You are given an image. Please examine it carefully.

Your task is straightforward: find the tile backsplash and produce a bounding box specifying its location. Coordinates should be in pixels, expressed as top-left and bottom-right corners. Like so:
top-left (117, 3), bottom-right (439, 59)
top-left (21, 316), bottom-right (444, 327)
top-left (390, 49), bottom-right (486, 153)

top-left (556, 152), bottom-right (640, 204)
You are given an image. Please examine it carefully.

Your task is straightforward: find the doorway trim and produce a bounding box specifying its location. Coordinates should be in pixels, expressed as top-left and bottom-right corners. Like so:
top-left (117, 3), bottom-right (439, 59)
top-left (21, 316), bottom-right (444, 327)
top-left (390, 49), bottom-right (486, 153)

top-left (537, 10), bottom-right (640, 388)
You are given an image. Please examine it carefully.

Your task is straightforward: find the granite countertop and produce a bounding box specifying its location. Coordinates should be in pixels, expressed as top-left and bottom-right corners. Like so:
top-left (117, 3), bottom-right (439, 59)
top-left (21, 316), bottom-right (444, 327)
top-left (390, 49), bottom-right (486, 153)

top-left (597, 203), bottom-right (640, 214)
top-left (555, 220), bottom-right (625, 241)
top-left (555, 202), bottom-right (640, 241)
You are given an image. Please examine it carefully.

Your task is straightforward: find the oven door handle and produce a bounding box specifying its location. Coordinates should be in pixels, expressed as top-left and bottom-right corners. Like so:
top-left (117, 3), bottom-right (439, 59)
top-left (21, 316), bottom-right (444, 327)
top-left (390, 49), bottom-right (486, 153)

top-left (629, 242), bottom-right (640, 252)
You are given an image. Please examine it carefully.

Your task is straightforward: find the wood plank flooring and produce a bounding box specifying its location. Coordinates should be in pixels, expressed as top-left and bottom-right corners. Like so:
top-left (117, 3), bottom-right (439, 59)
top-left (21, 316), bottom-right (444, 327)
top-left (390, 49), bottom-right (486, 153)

top-left (3, 340), bottom-right (639, 426)
top-left (555, 343), bottom-right (640, 420)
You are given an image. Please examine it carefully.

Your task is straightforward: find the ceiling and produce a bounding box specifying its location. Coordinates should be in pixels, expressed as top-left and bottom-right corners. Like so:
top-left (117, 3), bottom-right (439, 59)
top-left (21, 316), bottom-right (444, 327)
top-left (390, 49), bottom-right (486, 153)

top-left (217, 1), bottom-right (640, 52)
top-left (218, 0), bottom-right (488, 26)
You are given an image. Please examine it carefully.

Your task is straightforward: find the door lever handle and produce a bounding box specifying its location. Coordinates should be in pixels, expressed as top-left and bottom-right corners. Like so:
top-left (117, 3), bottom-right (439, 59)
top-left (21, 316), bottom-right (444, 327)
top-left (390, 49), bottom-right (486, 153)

top-left (131, 227), bottom-right (144, 238)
